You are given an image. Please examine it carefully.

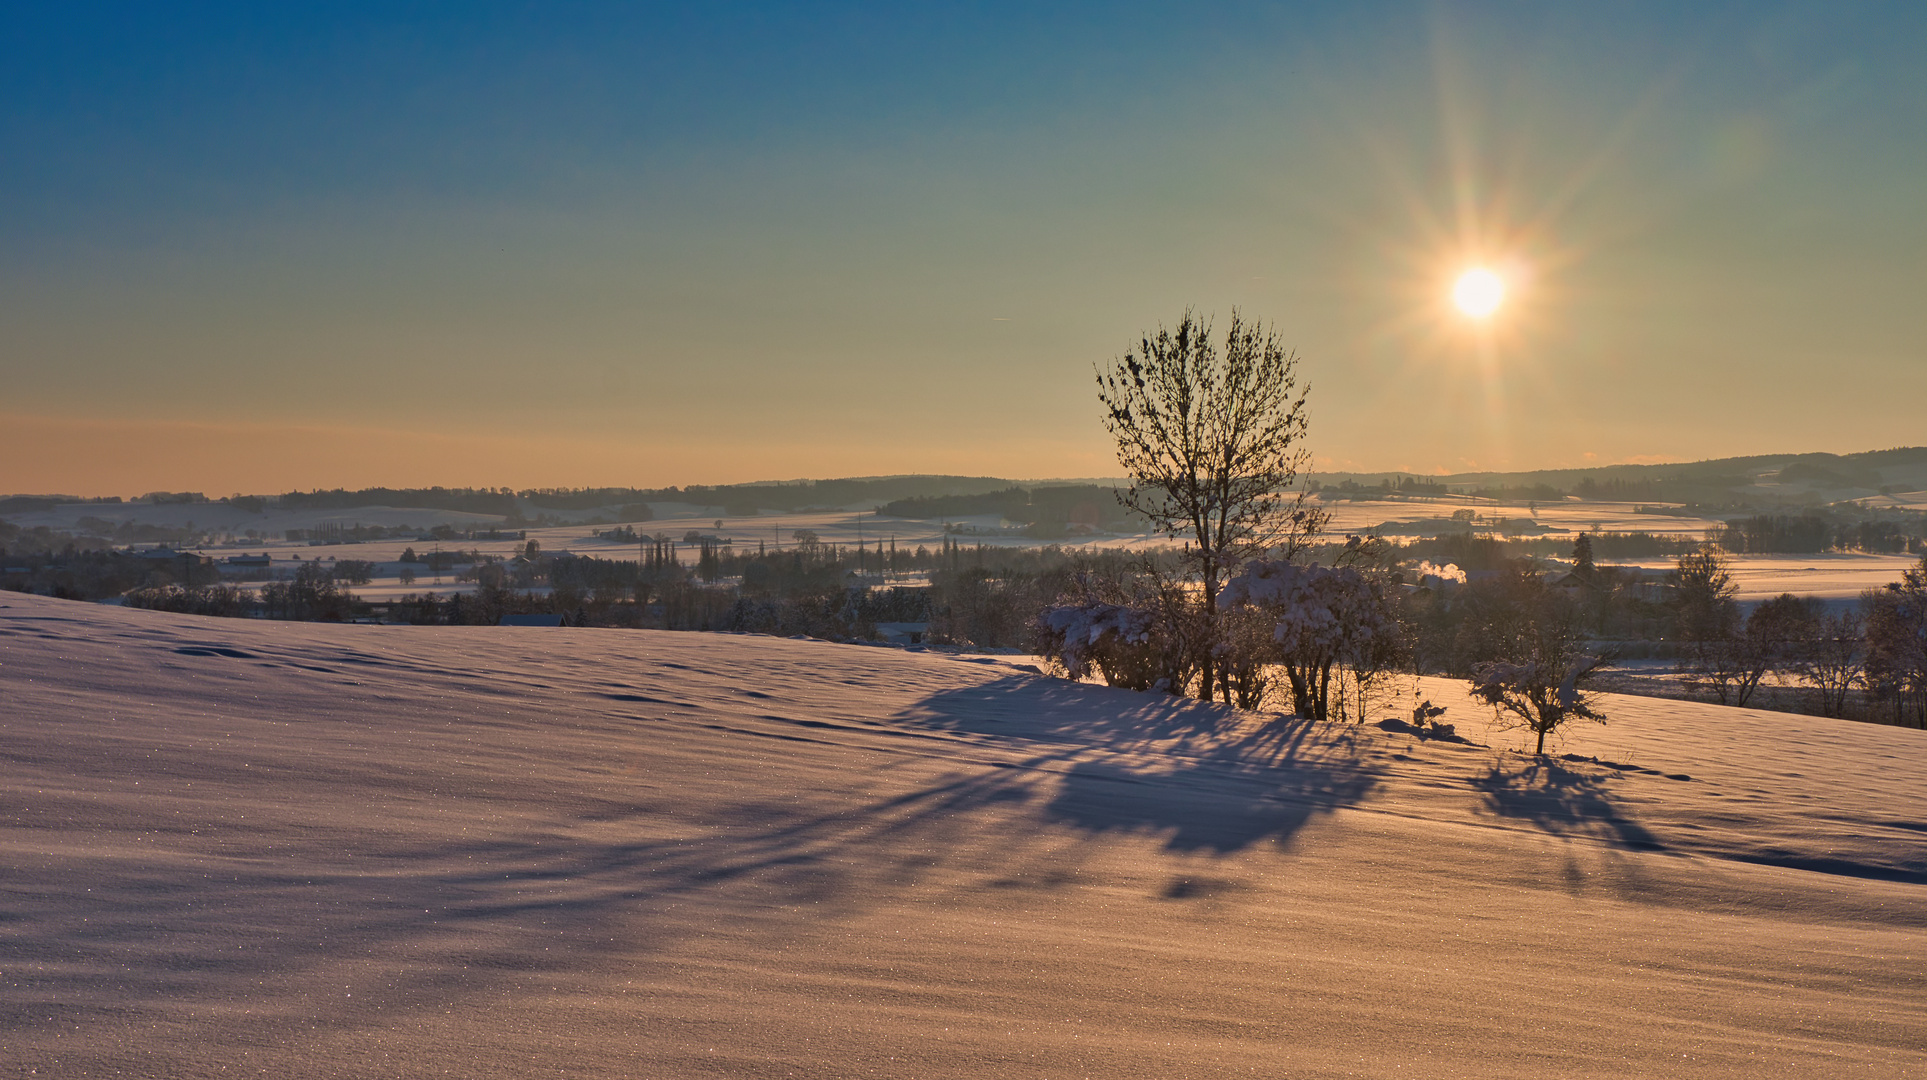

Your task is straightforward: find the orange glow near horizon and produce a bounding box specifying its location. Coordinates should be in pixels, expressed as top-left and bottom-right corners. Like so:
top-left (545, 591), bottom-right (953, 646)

top-left (0, 412), bottom-right (1121, 497)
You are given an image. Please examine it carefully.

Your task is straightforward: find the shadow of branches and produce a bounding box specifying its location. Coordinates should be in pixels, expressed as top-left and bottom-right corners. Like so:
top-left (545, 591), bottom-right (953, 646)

top-left (1, 670), bottom-right (1388, 1054)
top-left (906, 675), bottom-right (1385, 854)
top-left (1470, 757), bottom-right (1664, 851)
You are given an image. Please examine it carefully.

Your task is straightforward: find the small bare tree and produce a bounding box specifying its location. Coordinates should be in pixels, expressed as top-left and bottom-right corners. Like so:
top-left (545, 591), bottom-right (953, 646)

top-left (1865, 557), bottom-right (1927, 726)
top-left (1730, 593), bottom-right (1822, 706)
top-left (1674, 543), bottom-right (1742, 700)
top-left (1465, 575), bottom-right (1608, 755)
top-left (1471, 654), bottom-right (1608, 756)
top-left (1097, 308), bottom-right (1325, 701)
top-left (1798, 608), bottom-right (1866, 719)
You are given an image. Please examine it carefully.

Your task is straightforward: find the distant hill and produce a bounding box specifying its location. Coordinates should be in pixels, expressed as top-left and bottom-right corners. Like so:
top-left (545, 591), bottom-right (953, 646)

top-left (260, 476), bottom-right (1020, 517)
top-left (1312, 447), bottom-right (1927, 508)
top-left (8, 449), bottom-right (1925, 517)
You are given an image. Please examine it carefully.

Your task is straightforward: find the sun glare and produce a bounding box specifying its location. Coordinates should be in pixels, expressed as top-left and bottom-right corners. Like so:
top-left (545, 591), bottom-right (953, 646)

top-left (1453, 268), bottom-right (1505, 318)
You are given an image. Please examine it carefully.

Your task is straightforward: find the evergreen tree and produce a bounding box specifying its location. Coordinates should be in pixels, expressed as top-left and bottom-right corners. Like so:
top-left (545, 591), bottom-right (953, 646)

top-left (1572, 533), bottom-right (1595, 576)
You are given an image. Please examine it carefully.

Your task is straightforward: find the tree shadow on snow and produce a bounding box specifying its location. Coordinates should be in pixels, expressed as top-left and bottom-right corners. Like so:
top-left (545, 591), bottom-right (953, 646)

top-left (1039, 751), bottom-right (1378, 855)
top-left (1471, 758), bottom-right (1665, 852)
top-left (904, 674), bottom-right (1384, 855)
top-left (898, 673), bottom-right (1243, 754)
top-left (0, 671), bottom-right (1385, 1052)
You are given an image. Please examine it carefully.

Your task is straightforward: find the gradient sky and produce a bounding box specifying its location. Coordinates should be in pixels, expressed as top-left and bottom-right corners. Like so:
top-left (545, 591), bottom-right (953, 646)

top-left (4, 2), bottom-right (1924, 496)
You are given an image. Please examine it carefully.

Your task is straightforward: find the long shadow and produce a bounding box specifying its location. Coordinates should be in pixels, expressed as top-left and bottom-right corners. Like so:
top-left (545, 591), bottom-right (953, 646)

top-left (1471, 758), bottom-right (1926, 885)
top-left (906, 675), bottom-right (1385, 855)
top-left (0, 668), bottom-right (1386, 1060)
top-left (1041, 753), bottom-right (1378, 854)
top-left (898, 673), bottom-right (1242, 755)
top-left (1470, 758), bottom-right (1665, 852)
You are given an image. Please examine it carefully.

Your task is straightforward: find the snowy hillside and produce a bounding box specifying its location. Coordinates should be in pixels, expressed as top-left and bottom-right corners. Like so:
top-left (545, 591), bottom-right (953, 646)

top-left (1, 593), bottom-right (1922, 1077)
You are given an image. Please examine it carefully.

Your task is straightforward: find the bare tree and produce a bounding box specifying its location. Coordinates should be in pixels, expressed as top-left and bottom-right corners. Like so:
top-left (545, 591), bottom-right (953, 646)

top-left (1471, 655), bottom-right (1609, 756)
top-left (1673, 543), bottom-right (1741, 701)
top-left (1673, 544), bottom-right (1737, 632)
top-left (1097, 308), bottom-right (1325, 701)
top-left (1865, 557), bottom-right (1927, 727)
top-left (1731, 593), bottom-right (1822, 707)
top-left (1798, 609), bottom-right (1866, 719)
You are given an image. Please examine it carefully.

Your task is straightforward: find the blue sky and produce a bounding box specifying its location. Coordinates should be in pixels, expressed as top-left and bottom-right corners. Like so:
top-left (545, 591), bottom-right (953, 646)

top-left (4, 2), bottom-right (1924, 493)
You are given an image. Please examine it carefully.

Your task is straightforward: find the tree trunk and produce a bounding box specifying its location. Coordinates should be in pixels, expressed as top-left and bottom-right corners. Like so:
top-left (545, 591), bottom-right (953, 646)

top-left (1286, 665), bottom-right (1313, 718)
top-left (1197, 559), bottom-right (1219, 702)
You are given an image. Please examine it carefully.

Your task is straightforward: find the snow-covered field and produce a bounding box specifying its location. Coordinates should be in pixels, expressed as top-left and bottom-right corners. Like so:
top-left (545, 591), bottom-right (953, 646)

top-left (21, 495), bottom-right (1916, 606)
top-left (2, 593), bottom-right (1922, 1077)
top-left (12, 492), bottom-right (1734, 561)
top-left (1613, 551), bottom-right (1922, 604)
top-left (1318, 496), bottom-right (1724, 538)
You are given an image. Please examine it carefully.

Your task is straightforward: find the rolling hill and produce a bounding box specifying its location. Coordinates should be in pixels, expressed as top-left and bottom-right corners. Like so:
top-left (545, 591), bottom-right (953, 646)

top-left (2, 594), bottom-right (1923, 1077)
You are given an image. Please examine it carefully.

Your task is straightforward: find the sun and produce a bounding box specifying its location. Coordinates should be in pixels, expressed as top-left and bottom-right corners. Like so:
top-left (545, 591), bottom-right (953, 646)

top-left (1452, 267), bottom-right (1505, 318)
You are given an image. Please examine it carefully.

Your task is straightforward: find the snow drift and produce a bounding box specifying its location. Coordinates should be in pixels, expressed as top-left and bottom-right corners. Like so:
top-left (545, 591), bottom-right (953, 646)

top-left (1, 592), bottom-right (1922, 1077)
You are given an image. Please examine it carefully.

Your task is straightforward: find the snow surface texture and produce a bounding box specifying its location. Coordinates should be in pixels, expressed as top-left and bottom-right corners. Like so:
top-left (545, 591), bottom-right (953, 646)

top-left (1, 592), bottom-right (1923, 1078)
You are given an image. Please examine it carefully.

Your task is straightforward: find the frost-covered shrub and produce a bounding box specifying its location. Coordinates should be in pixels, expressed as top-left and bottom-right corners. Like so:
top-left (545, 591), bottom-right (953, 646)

top-left (1219, 560), bottom-right (1404, 721)
top-left (1214, 602), bottom-right (1283, 709)
top-left (1032, 554), bottom-right (1209, 694)
top-left (1034, 601), bottom-right (1172, 690)
top-left (1469, 654), bottom-right (1606, 755)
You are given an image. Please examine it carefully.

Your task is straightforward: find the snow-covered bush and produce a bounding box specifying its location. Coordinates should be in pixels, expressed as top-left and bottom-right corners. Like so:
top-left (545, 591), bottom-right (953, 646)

top-left (1219, 559), bottom-right (1405, 721)
top-left (1469, 653), bottom-right (1607, 755)
top-left (1033, 600), bottom-right (1193, 691)
top-left (1032, 554), bottom-right (1210, 694)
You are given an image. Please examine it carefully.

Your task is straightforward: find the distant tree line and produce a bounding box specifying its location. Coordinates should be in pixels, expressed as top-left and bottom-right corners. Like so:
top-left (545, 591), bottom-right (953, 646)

top-left (277, 487), bottom-right (522, 516)
top-left (266, 477), bottom-right (1018, 518)
top-left (1712, 513), bottom-right (1924, 555)
top-left (879, 484), bottom-right (1147, 535)
top-left (100, 534), bottom-right (1136, 645)
top-left (25, 515), bottom-right (1923, 730)
top-left (1388, 513), bottom-right (1924, 560)
top-left (1667, 546), bottom-right (1927, 727)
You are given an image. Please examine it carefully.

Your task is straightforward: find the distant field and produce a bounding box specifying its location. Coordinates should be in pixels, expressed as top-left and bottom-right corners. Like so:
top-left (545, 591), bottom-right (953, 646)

top-left (12, 494), bottom-right (1921, 606)
top-left (1316, 496), bottom-right (1721, 537)
top-left (1612, 551), bottom-right (1922, 604)
top-left (0, 490), bottom-right (1739, 549)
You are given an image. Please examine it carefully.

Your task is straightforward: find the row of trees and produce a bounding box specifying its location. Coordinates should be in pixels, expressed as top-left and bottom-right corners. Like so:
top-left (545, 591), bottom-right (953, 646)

top-left (1032, 534), bottom-right (1615, 750)
top-left (1673, 545), bottom-right (1927, 725)
top-left (125, 563), bottom-right (356, 621)
top-left (1025, 311), bottom-right (1603, 754)
top-left (1034, 308), bottom-right (1927, 744)
top-left (1711, 513), bottom-right (1925, 555)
